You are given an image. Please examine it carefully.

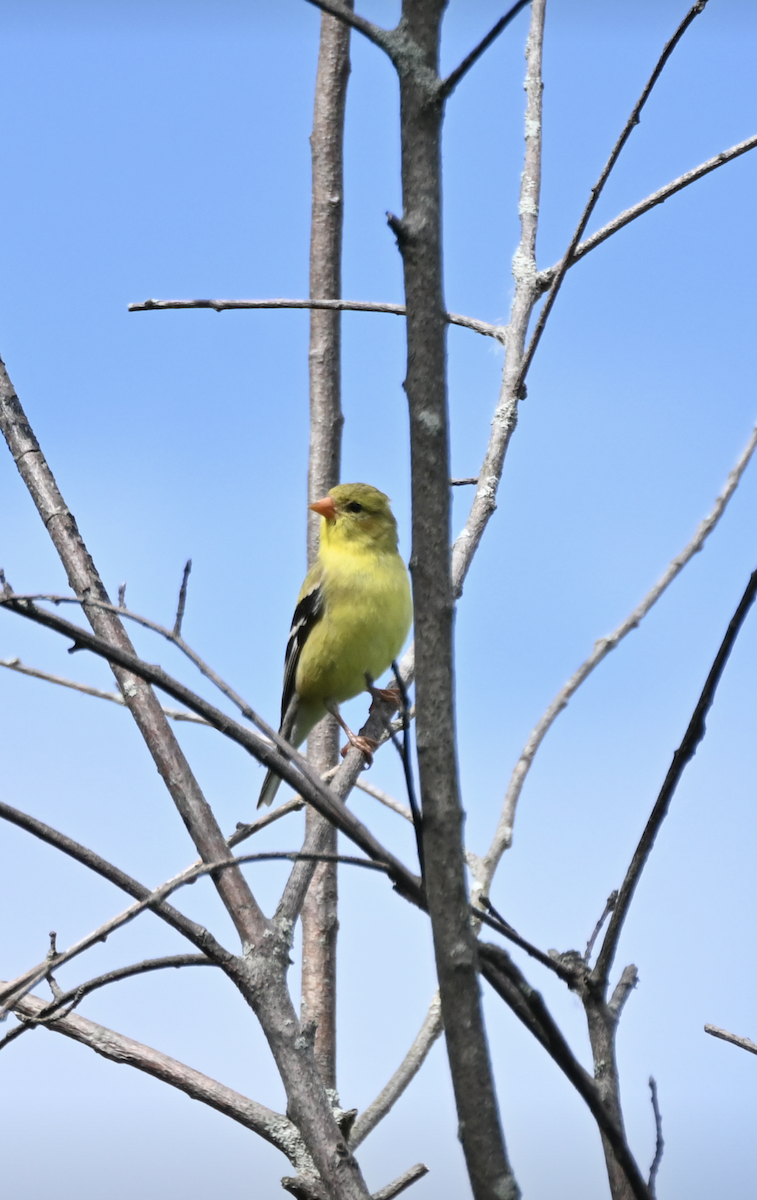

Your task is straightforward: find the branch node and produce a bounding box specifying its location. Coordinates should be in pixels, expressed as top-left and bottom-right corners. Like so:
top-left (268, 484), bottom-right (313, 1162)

top-left (386, 211), bottom-right (406, 243)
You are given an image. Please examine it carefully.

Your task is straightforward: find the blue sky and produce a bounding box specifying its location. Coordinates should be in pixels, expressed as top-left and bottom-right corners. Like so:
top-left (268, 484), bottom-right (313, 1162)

top-left (1, 2), bottom-right (757, 1197)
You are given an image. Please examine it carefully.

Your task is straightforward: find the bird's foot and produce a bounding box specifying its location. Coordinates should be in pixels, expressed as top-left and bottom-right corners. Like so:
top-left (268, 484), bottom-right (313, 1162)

top-left (340, 733), bottom-right (379, 766)
top-left (368, 685), bottom-right (402, 712)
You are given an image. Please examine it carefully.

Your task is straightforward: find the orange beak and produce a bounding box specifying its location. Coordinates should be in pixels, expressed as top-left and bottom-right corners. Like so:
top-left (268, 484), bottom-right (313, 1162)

top-left (309, 496), bottom-right (338, 521)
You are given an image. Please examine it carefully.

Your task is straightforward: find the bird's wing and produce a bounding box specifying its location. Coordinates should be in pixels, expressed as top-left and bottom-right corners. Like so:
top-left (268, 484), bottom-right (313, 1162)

top-left (280, 561), bottom-right (325, 725)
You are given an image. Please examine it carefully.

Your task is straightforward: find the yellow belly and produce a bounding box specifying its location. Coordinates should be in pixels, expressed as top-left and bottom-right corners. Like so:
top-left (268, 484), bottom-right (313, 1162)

top-left (295, 548), bottom-right (412, 706)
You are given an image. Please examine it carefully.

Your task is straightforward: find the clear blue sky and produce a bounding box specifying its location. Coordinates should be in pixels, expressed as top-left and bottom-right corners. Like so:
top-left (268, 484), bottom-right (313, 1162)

top-left (1, 2), bottom-right (757, 1197)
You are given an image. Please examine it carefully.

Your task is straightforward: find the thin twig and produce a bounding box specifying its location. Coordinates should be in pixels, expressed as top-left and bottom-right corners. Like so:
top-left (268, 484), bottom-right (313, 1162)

top-left (350, 993), bottom-right (443, 1148)
top-left (450, 477), bottom-right (478, 486)
top-left (592, 566), bottom-right (757, 988)
top-left (390, 660), bottom-right (423, 876)
top-left (536, 132), bottom-right (757, 293)
top-left (648, 1077), bottom-right (664, 1195)
top-left (584, 891), bottom-right (618, 963)
top-left (353, 777), bottom-right (412, 822)
top-left (2, 955), bottom-right (215, 1050)
top-left (229, 795), bottom-right (305, 847)
top-left (0, 656), bottom-right (210, 724)
top-left (173, 558), bottom-right (192, 636)
top-left (480, 418), bottom-right (757, 891)
top-left (0, 851), bottom-right (392, 1021)
top-left (449, 0), bottom-right (545, 603)
top-left (7, 592), bottom-right (265, 727)
top-left (704, 1023), bottom-right (757, 1057)
top-left (516, 0), bottom-right (710, 391)
top-left (371, 1164), bottom-right (429, 1200)
top-left (302, 0), bottom-right (389, 50)
top-left (128, 297), bottom-right (506, 342)
top-left (0, 797), bottom-right (233, 964)
top-left (0, 594), bottom-right (424, 904)
top-left (476, 903), bottom-right (577, 985)
top-left (440, 0), bottom-right (531, 98)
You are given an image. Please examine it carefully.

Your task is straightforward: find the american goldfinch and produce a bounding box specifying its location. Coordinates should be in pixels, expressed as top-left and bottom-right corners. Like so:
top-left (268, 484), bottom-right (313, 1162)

top-left (257, 482), bottom-right (412, 808)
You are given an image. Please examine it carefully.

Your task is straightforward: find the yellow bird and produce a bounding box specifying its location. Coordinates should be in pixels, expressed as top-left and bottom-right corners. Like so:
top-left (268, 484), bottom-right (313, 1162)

top-left (257, 483), bottom-right (412, 808)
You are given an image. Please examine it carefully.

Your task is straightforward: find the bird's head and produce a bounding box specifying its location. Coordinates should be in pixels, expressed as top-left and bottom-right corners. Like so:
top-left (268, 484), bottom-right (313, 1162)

top-left (310, 483), bottom-right (399, 553)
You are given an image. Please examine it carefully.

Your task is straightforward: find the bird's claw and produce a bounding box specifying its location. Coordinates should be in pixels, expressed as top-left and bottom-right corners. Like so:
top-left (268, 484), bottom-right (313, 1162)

top-left (340, 734), bottom-right (379, 767)
top-left (368, 685), bottom-right (402, 712)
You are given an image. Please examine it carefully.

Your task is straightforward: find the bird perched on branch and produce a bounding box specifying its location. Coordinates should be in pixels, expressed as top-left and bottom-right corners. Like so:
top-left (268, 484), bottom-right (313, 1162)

top-left (257, 482), bottom-right (412, 808)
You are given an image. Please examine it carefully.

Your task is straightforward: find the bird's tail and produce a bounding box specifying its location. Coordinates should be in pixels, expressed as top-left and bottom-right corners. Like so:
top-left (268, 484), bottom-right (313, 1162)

top-left (257, 766), bottom-right (283, 809)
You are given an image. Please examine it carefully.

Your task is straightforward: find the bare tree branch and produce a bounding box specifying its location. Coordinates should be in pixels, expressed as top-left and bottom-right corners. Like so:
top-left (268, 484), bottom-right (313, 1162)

top-left (0, 655), bottom-right (210, 723)
top-left (173, 558), bottom-right (192, 636)
top-left (128, 296), bottom-right (506, 342)
top-left (479, 417), bottom-right (757, 894)
top-left (449, 0), bottom-right (545, 603)
top-left (352, 777), bottom-right (413, 823)
top-left (584, 891), bottom-right (618, 964)
top-left (479, 944), bottom-right (651, 1200)
top-left (0, 591), bottom-right (423, 903)
top-left (592, 565), bottom-right (757, 989)
top-left (441, 0), bottom-right (531, 99)
top-left (1, 955), bottom-right (215, 1049)
top-left (371, 1164), bottom-right (429, 1200)
top-left (0, 362), bottom-right (268, 950)
top-left (704, 1023), bottom-right (757, 1057)
top-left (535, 132), bottom-right (757, 293)
top-left (301, 1), bottom-right (352, 1094)
top-left (0, 797), bottom-right (233, 964)
top-left (517, 0), bottom-right (710, 390)
top-left (5, 986), bottom-right (317, 1173)
top-left (349, 993), bottom-right (443, 1148)
top-left (647, 1077), bottom-right (664, 1196)
top-left (0, 850), bottom-right (391, 1020)
top-left (389, 2), bottom-right (519, 1194)
top-left (229, 795), bottom-right (306, 848)
top-left (302, 0), bottom-right (390, 52)
top-left (8, 591), bottom-right (270, 727)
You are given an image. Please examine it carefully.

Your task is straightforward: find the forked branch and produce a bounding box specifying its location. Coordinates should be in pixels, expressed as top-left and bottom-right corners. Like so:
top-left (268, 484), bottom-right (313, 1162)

top-left (593, 565), bottom-right (757, 988)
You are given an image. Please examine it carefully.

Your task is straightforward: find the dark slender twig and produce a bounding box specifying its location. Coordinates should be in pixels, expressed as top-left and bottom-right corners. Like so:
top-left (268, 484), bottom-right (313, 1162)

top-left (593, 566), bottom-right (757, 988)
top-left (0, 851), bottom-right (393, 1020)
top-left (302, 0), bottom-right (389, 50)
top-left (535, 132), bottom-right (757, 294)
top-left (440, 0), bottom-right (531, 99)
top-left (648, 1077), bottom-right (664, 1195)
top-left (584, 891), bottom-right (618, 963)
top-left (476, 902), bottom-right (577, 985)
top-left (174, 558), bottom-right (192, 636)
top-left (390, 660), bottom-right (424, 878)
top-left (450, 477), bottom-right (479, 486)
top-left (1, 955), bottom-right (215, 1052)
top-left (127, 297), bottom-right (506, 342)
top-left (0, 798), bottom-right (233, 965)
top-left (705, 1023), bottom-right (757, 1057)
top-left (9, 592), bottom-right (264, 726)
top-left (516, 0), bottom-right (709, 394)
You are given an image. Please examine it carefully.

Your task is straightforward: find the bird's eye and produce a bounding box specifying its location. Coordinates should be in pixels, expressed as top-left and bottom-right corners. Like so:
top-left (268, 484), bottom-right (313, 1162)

top-left (346, 501), bottom-right (363, 513)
